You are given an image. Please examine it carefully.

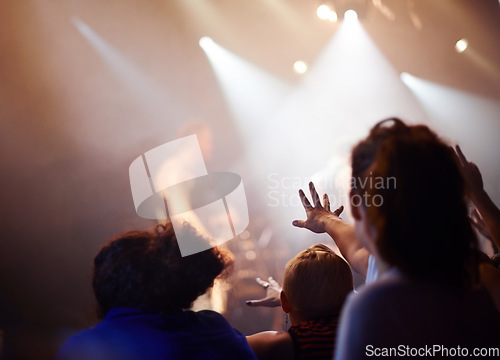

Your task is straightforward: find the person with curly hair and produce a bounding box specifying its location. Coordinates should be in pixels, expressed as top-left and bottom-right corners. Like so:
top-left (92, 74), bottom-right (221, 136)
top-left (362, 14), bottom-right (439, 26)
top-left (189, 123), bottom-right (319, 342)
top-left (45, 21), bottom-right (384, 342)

top-left (56, 221), bottom-right (256, 360)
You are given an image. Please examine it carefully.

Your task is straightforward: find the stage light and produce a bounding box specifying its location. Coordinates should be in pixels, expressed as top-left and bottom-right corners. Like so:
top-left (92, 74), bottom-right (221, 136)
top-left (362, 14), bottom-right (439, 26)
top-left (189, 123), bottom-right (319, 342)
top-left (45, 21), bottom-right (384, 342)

top-left (199, 34), bottom-right (291, 141)
top-left (199, 36), bottom-right (214, 49)
top-left (245, 250), bottom-right (257, 260)
top-left (317, 4), bottom-right (338, 22)
top-left (400, 72), bottom-right (500, 191)
top-left (317, 4), bottom-right (332, 19)
top-left (71, 16), bottom-right (173, 132)
top-left (293, 60), bottom-right (308, 74)
top-left (455, 38), bottom-right (468, 53)
top-left (344, 9), bottom-right (358, 20)
top-left (400, 72), bottom-right (411, 83)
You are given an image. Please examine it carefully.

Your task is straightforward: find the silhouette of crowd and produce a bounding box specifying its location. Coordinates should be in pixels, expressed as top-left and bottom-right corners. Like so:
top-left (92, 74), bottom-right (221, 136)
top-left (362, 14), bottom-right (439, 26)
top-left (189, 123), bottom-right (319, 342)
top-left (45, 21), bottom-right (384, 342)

top-left (57, 119), bottom-right (500, 360)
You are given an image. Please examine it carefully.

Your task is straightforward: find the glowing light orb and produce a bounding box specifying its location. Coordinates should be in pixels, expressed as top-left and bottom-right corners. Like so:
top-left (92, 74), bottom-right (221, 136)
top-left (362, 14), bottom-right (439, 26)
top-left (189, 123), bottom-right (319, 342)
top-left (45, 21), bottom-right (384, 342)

top-left (317, 5), bottom-right (332, 20)
top-left (344, 9), bottom-right (358, 21)
top-left (199, 36), bottom-right (214, 49)
top-left (293, 60), bottom-right (308, 74)
top-left (455, 39), bottom-right (468, 53)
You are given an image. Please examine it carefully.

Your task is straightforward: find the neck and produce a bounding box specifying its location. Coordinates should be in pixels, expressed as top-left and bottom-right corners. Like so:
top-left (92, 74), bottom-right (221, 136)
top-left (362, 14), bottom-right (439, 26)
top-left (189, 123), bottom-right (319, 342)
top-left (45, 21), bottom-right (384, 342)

top-left (288, 311), bottom-right (305, 325)
top-left (373, 253), bottom-right (390, 276)
top-left (289, 310), bottom-right (334, 325)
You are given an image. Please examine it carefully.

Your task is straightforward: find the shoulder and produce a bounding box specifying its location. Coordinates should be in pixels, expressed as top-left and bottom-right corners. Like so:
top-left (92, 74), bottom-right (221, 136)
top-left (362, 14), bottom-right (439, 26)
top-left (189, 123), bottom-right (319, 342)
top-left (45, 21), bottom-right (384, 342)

top-left (334, 276), bottom-right (413, 359)
top-left (336, 274), bottom-right (500, 359)
top-left (56, 327), bottom-right (109, 360)
top-left (246, 331), bottom-right (293, 360)
top-left (335, 273), bottom-right (424, 358)
top-left (194, 309), bottom-right (229, 321)
top-left (343, 273), bottom-right (407, 316)
top-left (183, 309), bottom-right (235, 330)
top-left (341, 272), bottom-right (459, 328)
top-left (181, 310), bottom-right (258, 359)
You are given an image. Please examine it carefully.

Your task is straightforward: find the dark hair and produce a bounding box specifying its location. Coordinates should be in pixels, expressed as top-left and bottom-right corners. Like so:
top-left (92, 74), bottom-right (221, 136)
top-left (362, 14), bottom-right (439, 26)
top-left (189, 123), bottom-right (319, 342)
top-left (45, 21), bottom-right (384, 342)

top-left (351, 118), bottom-right (407, 181)
top-left (351, 118), bottom-right (479, 291)
top-left (92, 221), bottom-right (233, 318)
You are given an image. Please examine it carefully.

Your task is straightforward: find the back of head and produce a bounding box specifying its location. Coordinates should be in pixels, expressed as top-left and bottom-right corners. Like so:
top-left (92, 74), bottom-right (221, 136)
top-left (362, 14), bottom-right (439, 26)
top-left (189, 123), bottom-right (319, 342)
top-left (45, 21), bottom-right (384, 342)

top-left (283, 244), bottom-right (353, 319)
top-left (352, 119), bottom-right (479, 291)
top-left (92, 221), bottom-right (233, 318)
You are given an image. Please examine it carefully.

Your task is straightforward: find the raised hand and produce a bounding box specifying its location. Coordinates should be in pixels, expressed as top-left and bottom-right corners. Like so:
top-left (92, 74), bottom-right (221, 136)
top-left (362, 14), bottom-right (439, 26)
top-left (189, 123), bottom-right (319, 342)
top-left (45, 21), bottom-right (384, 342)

top-left (455, 145), bottom-right (484, 198)
top-left (292, 182), bottom-right (343, 233)
top-left (455, 145), bottom-right (500, 250)
top-left (245, 277), bottom-right (282, 307)
top-left (469, 207), bottom-right (492, 241)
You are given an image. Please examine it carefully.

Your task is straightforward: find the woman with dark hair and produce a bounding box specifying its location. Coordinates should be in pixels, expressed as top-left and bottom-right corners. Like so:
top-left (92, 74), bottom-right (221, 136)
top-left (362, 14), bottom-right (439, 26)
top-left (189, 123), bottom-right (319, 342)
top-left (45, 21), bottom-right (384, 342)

top-left (56, 221), bottom-right (257, 360)
top-left (294, 119), bottom-right (499, 358)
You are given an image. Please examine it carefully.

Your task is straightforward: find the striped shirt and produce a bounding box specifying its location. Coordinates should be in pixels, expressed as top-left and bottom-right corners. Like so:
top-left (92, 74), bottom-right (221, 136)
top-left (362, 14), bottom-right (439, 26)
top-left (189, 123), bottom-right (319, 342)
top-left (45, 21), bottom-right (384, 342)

top-left (288, 315), bottom-right (339, 360)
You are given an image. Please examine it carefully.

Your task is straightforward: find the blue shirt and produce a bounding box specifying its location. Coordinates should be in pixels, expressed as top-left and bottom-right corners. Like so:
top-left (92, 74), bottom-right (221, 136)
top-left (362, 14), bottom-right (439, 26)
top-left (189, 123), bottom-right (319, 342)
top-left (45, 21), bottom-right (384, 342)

top-left (57, 308), bottom-right (257, 360)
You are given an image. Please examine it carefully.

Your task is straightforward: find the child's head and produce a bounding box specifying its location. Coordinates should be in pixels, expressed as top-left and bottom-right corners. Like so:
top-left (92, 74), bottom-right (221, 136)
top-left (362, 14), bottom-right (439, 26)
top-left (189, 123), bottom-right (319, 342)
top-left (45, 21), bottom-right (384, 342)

top-left (282, 244), bottom-right (353, 319)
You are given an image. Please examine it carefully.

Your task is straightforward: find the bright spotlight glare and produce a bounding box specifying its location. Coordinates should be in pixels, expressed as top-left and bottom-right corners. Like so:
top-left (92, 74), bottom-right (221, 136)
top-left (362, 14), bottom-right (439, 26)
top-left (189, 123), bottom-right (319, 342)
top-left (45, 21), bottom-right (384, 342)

top-left (344, 9), bottom-right (358, 21)
top-left (400, 72), bottom-right (411, 83)
top-left (317, 5), bottom-right (332, 20)
top-left (328, 11), bottom-right (338, 22)
top-left (455, 39), bottom-right (468, 53)
top-left (317, 4), bottom-right (337, 22)
top-left (199, 36), bottom-right (214, 49)
top-left (293, 60), bottom-right (308, 74)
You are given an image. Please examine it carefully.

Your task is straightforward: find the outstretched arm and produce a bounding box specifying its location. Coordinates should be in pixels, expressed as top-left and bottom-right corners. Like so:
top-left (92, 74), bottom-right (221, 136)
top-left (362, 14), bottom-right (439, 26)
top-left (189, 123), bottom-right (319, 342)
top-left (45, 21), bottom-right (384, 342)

top-left (246, 277), bottom-right (282, 307)
top-left (246, 331), bottom-right (293, 360)
top-left (456, 145), bottom-right (500, 250)
top-left (292, 182), bottom-right (370, 277)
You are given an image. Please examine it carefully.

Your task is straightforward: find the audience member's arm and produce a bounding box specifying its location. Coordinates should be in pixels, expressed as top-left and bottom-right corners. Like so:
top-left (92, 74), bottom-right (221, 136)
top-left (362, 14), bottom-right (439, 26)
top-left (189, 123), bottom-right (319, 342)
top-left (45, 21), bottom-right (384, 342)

top-left (292, 182), bottom-right (370, 277)
top-left (246, 332), bottom-right (293, 360)
top-left (246, 277), bottom-right (282, 307)
top-left (456, 145), bottom-right (500, 250)
top-left (469, 208), bottom-right (493, 242)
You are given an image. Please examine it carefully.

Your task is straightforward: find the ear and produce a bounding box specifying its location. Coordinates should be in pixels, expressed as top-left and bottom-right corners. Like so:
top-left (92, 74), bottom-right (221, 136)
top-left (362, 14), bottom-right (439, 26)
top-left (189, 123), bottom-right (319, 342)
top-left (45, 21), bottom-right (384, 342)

top-left (280, 291), bottom-right (291, 314)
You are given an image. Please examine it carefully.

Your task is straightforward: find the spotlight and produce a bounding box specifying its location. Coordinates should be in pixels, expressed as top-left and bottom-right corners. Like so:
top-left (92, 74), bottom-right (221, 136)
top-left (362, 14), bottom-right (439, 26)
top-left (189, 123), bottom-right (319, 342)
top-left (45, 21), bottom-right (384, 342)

top-left (400, 72), bottom-right (411, 83)
top-left (293, 61), bottom-right (308, 74)
top-left (331, 0), bottom-right (368, 20)
top-left (455, 39), bottom-right (468, 53)
top-left (199, 36), bottom-right (214, 49)
top-left (317, 3), bottom-right (338, 22)
top-left (344, 9), bottom-right (358, 20)
top-left (317, 4), bottom-right (332, 19)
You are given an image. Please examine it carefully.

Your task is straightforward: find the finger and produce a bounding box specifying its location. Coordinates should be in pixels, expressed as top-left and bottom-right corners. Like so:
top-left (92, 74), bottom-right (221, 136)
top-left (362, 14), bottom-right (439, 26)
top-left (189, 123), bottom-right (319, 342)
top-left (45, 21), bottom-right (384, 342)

top-left (298, 189), bottom-right (313, 210)
top-left (246, 299), bottom-right (266, 307)
top-left (309, 182), bottom-right (322, 208)
top-left (323, 194), bottom-right (331, 212)
top-left (469, 216), bottom-right (492, 241)
top-left (471, 208), bottom-right (486, 226)
top-left (292, 220), bottom-right (306, 228)
top-left (470, 162), bottom-right (480, 173)
top-left (246, 297), bottom-right (281, 307)
top-left (455, 145), bottom-right (468, 166)
top-left (333, 205), bottom-right (344, 217)
top-left (268, 277), bottom-right (281, 289)
top-left (255, 278), bottom-right (270, 288)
